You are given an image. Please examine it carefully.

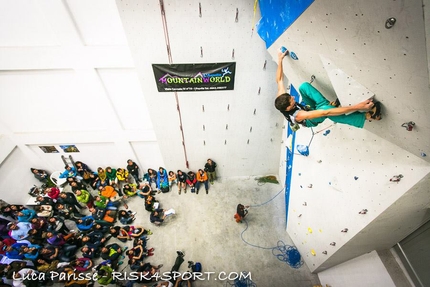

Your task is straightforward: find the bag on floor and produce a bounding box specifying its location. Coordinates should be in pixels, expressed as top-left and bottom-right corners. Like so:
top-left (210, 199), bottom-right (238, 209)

top-left (160, 185), bottom-right (170, 193)
top-left (192, 262), bottom-right (202, 273)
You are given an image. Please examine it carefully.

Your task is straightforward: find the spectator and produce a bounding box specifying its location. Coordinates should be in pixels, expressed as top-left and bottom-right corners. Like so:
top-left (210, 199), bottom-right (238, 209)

top-left (127, 159), bottom-right (141, 184)
top-left (44, 187), bottom-right (60, 200)
top-left (118, 210), bottom-right (136, 225)
top-left (16, 209), bottom-right (37, 222)
top-left (105, 166), bottom-right (118, 186)
top-left (204, 159), bottom-right (217, 185)
top-left (186, 171), bottom-right (197, 193)
top-left (58, 192), bottom-right (83, 211)
top-left (30, 168), bottom-right (52, 186)
top-left (145, 195), bottom-right (159, 212)
top-left (150, 208), bottom-right (175, 225)
top-left (59, 165), bottom-right (80, 179)
top-left (47, 216), bottom-right (70, 235)
top-left (7, 222), bottom-right (32, 241)
top-left (87, 172), bottom-right (101, 190)
top-left (196, 169), bottom-right (209, 195)
top-left (75, 161), bottom-right (93, 183)
top-left (75, 189), bottom-right (94, 208)
top-left (168, 171), bottom-right (178, 189)
top-left (97, 167), bottom-right (108, 188)
top-left (116, 168), bottom-right (129, 187)
top-left (157, 167), bottom-right (169, 192)
top-left (147, 168), bottom-right (158, 188)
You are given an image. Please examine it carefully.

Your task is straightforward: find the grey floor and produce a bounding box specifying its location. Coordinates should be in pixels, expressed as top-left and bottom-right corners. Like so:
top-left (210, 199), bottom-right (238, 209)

top-left (63, 177), bottom-right (320, 287)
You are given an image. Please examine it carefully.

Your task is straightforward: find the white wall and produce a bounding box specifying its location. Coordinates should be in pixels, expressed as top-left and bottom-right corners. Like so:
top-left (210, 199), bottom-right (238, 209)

top-left (0, 0), bottom-right (162, 204)
top-left (117, 0), bottom-right (284, 176)
top-left (317, 251), bottom-right (396, 287)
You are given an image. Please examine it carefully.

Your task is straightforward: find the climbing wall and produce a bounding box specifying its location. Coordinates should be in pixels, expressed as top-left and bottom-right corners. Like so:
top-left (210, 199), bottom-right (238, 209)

top-left (116, 0), bottom-right (285, 177)
top-left (262, 0), bottom-right (430, 273)
top-left (287, 121), bottom-right (430, 272)
top-left (269, 0), bottom-right (430, 161)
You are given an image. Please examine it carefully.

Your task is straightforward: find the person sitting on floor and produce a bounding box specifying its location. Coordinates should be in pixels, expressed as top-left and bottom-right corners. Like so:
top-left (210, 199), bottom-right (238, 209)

top-left (186, 171), bottom-right (197, 193)
top-left (118, 210), bottom-right (136, 225)
top-left (7, 222), bottom-right (32, 241)
top-left (150, 208), bottom-right (175, 225)
top-left (16, 209), bottom-right (37, 222)
top-left (59, 165), bottom-right (80, 179)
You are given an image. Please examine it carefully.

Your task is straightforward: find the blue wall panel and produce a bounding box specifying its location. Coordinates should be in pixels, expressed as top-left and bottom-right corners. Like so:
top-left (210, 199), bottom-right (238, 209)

top-left (257, 0), bottom-right (314, 48)
top-left (284, 84), bottom-right (300, 226)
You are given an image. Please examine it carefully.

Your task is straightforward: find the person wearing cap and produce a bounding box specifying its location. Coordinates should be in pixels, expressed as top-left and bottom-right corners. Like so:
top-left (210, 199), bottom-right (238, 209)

top-left (7, 222), bottom-right (32, 241)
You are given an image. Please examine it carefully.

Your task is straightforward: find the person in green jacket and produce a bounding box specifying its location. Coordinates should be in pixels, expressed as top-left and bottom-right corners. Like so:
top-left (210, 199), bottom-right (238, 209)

top-left (97, 265), bottom-right (114, 285)
top-left (75, 189), bottom-right (94, 208)
top-left (106, 166), bottom-right (118, 186)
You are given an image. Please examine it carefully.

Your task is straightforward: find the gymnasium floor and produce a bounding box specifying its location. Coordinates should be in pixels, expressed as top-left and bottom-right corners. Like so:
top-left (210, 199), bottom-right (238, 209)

top-left (62, 177), bottom-right (320, 286)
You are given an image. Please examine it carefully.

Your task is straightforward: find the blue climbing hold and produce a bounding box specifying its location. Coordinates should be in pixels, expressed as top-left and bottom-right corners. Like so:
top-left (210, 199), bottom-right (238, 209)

top-left (290, 51), bottom-right (299, 60)
top-left (323, 130), bottom-right (331, 136)
top-left (421, 152), bottom-right (427, 157)
top-left (297, 145), bottom-right (309, 156)
top-left (354, 176), bottom-right (359, 180)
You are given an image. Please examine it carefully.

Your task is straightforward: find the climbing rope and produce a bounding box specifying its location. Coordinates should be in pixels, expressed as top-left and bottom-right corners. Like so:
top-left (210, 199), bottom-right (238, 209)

top-left (239, 187), bottom-right (304, 269)
top-left (295, 124), bottom-right (335, 156)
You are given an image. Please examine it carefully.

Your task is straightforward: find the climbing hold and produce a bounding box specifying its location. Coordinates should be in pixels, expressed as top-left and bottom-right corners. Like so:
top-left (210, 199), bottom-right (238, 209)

top-left (385, 17), bottom-right (396, 29)
top-left (341, 228), bottom-right (348, 233)
top-left (359, 209), bottom-right (368, 214)
top-left (328, 182), bottom-right (331, 185)
top-left (303, 202), bottom-right (307, 206)
top-left (401, 121), bottom-right (415, 131)
top-left (354, 176), bottom-right (359, 180)
top-left (330, 242), bottom-right (336, 246)
top-left (280, 46), bottom-right (288, 54)
top-left (390, 174), bottom-right (403, 183)
top-left (290, 52), bottom-right (299, 60)
top-left (308, 227), bottom-right (313, 233)
top-left (317, 160), bottom-right (322, 163)
top-left (308, 184), bottom-right (313, 188)
top-left (298, 214), bottom-right (302, 217)
top-left (322, 251), bottom-right (328, 255)
top-left (310, 249), bottom-right (316, 256)
top-left (297, 145), bottom-right (310, 156)
top-left (298, 173), bottom-right (301, 176)
top-left (421, 152), bottom-right (426, 157)
top-left (300, 185), bottom-right (303, 188)
top-left (323, 130), bottom-right (331, 136)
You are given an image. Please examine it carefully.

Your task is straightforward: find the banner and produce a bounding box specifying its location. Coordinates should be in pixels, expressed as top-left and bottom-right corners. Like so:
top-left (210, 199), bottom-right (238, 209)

top-left (152, 62), bottom-right (236, 92)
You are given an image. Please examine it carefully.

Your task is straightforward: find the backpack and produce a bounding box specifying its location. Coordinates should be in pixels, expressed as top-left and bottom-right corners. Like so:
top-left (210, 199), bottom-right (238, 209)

top-left (192, 262), bottom-right (202, 272)
top-left (160, 184), bottom-right (170, 193)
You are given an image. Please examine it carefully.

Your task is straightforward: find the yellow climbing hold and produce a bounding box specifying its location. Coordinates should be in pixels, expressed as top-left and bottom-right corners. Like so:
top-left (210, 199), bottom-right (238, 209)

top-left (311, 249), bottom-right (316, 256)
top-left (308, 227), bottom-right (313, 233)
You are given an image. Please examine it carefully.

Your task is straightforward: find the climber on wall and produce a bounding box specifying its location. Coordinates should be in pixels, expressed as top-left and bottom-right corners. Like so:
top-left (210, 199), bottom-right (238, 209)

top-left (274, 49), bottom-right (382, 131)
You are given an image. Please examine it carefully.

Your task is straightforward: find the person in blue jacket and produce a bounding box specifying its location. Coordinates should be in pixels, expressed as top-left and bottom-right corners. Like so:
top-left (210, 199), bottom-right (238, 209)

top-left (76, 215), bottom-right (95, 232)
top-left (59, 165), bottom-right (79, 179)
top-left (16, 209), bottom-right (37, 222)
top-left (3, 242), bottom-right (28, 259)
top-left (156, 167), bottom-right (168, 190)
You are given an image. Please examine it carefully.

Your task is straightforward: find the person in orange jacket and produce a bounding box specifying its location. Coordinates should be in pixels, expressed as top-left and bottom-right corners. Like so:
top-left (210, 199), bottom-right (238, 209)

top-left (196, 169), bottom-right (209, 195)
